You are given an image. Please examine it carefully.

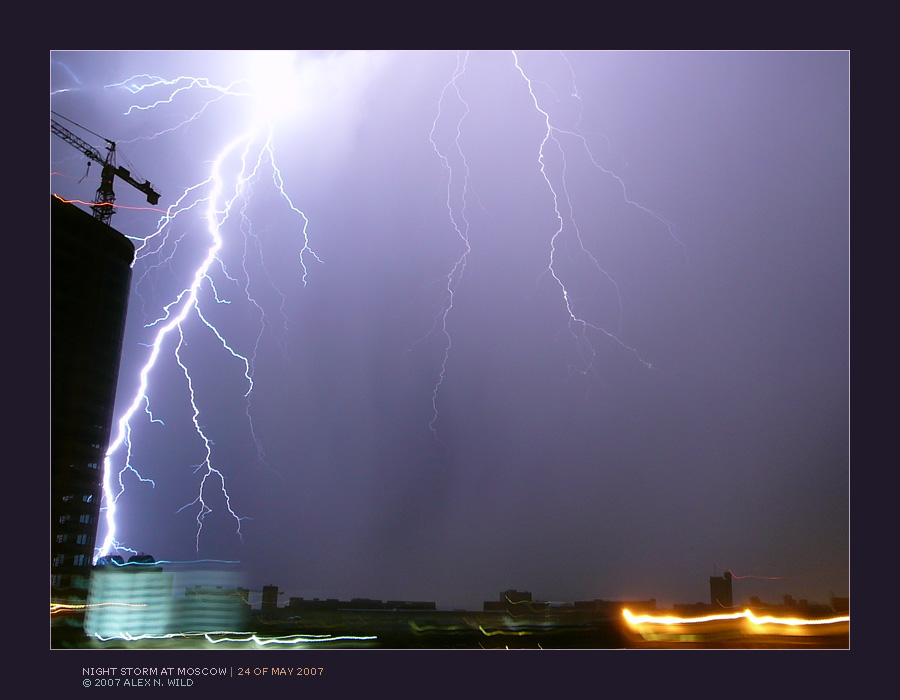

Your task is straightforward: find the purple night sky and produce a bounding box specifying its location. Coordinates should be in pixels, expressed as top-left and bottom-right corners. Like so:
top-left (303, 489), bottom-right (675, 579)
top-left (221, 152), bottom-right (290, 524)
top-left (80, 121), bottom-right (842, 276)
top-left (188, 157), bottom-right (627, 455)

top-left (50, 50), bottom-right (849, 611)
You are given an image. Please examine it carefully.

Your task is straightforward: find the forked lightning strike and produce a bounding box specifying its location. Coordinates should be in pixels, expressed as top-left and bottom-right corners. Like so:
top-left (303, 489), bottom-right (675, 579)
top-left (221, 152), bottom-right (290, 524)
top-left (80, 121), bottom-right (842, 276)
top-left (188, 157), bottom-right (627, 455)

top-left (95, 61), bottom-right (320, 560)
top-left (55, 51), bottom-right (682, 557)
top-left (423, 51), bottom-right (682, 441)
top-left (424, 51), bottom-right (473, 446)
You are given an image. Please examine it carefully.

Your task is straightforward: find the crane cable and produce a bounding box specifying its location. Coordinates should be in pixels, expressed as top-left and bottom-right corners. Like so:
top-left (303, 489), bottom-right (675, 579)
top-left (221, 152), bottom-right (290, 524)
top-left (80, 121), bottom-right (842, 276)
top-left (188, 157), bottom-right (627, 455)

top-left (52, 110), bottom-right (150, 185)
top-left (51, 110), bottom-right (108, 143)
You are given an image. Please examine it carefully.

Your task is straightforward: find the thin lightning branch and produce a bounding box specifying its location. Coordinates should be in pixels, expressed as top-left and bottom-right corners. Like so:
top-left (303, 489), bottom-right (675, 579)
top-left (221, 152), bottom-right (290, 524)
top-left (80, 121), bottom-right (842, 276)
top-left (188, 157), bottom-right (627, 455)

top-left (512, 51), bottom-right (662, 374)
top-left (422, 51), bottom-right (680, 442)
top-left (107, 74), bottom-right (252, 115)
top-left (424, 50), bottom-right (473, 447)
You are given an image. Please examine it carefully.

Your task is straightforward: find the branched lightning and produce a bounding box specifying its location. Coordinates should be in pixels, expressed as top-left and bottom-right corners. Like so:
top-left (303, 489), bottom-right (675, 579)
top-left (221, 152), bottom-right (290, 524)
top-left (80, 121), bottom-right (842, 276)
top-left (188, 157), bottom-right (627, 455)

top-left (53, 50), bottom-right (684, 559)
top-left (423, 51), bottom-right (473, 447)
top-left (512, 50), bottom-right (658, 374)
top-left (93, 60), bottom-right (320, 561)
top-left (422, 51), bottom-right (683, 441)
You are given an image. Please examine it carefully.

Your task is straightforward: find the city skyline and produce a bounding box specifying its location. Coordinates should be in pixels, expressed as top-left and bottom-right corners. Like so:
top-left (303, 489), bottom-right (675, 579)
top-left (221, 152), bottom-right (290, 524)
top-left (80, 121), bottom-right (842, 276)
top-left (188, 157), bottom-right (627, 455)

top-left (82, 552), bottom-right (851, 612)
top-left (62, 554), bottom-right (849, 650)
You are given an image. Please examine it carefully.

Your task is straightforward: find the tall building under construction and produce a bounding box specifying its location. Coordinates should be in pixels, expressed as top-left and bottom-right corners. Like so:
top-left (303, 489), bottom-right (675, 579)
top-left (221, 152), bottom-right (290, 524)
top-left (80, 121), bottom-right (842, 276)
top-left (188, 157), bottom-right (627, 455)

top-left (51, 195), bottom-right (135, 601)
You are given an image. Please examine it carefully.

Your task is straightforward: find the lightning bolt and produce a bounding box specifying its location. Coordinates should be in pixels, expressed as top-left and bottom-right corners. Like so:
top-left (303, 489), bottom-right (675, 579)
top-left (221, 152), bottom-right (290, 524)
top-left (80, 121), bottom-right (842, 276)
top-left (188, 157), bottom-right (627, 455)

top-left (88, 58), bottom-right (321, 561)
top-left (421, 50), bottom-right (473, 447)
top-left (513, 50), bottom-right (678, 373)
top-left (421, 50), bottom-right (684, 442)
top-left (52, 50), bottom-right (685, 561)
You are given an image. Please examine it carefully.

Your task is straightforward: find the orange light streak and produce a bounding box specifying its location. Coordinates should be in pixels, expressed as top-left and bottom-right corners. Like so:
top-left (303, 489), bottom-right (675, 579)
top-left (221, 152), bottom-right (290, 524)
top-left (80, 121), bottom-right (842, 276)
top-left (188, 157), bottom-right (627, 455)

top-left (51, 602), bottom-right (147, 615)
top-left (51, 193), bottom-right (167, 215)
top-left (623, 608), bottom-right (849, 627)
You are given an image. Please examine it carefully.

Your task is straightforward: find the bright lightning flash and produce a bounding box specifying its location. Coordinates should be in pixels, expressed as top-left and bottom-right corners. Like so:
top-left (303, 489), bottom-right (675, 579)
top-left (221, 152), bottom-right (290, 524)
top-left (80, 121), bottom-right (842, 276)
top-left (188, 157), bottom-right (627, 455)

top-left (59, 50), bottom-right (681, 561)
top-left (94, 51), bottom-right (326, 561)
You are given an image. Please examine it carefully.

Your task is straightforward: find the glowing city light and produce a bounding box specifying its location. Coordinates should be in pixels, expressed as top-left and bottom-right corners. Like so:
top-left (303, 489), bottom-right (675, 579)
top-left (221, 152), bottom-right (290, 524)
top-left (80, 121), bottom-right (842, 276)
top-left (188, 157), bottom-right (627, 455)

top-left (622, 608), bottom-right (850, 627)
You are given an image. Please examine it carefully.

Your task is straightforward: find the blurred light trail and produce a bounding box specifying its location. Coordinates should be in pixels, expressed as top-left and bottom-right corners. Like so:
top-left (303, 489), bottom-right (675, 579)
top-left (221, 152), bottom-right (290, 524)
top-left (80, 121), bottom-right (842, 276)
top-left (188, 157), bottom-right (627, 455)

top-left (622, 606), bottom-right (850, 646)
top-left (726, 569), bottom-right (785, 580)
top-left (201, 631), bottom-right (378, 646)
top-left (478, 624), bottom-right (534, 637)
top-left (52, 194), bottom-right (167, 216)
top-left (89, 630), bottom-right (377, 646)
top-left (51, 602), bottom-right (147, 615)
top-left (623, 608), bottom-right (850, 627)
top-left (99, 558), bottom-right (241, 567)
top-left (722, 566), bottom-right (850, 581)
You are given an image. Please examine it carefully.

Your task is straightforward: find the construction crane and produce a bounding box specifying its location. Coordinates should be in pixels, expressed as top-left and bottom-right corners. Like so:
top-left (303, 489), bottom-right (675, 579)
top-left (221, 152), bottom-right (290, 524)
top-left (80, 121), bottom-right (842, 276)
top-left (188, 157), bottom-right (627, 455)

top-left (51, 113), bottom-right (160, 227)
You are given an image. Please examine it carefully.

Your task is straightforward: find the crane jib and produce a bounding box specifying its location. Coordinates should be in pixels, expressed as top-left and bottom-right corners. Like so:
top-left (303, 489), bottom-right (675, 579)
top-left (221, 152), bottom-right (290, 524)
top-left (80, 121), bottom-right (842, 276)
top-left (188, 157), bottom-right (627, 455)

top-left (51, 116), bottom-right (161, 221)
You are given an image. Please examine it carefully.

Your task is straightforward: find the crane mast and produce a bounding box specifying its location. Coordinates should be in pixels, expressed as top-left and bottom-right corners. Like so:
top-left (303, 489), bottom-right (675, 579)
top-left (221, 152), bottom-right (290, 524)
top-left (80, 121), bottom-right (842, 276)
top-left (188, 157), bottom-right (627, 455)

top-left (51, 116), bottom-right (160, 226)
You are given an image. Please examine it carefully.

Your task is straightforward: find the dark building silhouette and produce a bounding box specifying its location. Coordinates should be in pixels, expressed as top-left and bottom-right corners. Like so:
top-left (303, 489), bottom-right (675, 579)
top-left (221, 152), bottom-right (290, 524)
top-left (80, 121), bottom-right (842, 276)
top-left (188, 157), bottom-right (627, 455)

top-left (51, 196), bottom-right (135, 601)
top-left (284, 597), bottom-right (436, 614)
top-left (830, 596), bottom-right (849, 614)
top-left (709, 570), bottom-right (734, 609)
top-left (261, 584), bottom-right (281, 618)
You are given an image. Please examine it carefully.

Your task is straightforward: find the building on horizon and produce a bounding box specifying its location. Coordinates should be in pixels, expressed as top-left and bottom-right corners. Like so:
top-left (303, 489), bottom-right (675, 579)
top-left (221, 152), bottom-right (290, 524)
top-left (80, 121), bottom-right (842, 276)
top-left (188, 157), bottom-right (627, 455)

top-left (483, 589), bottom-right (549, 614)
top-left (84, 555), bottom-right (252, 637)
top-left (709, 570), bottom-right (734, 609)
top-left (261, 584), bottom-right (282, 618)
top-left (278, 595), bottom-right (437, 618)
top-left (830, 596), bottom-right (849, 614)
top-left (179, 585), bottom-right (253, 632)
top-left (51, 196), bottom-right (135, 601)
